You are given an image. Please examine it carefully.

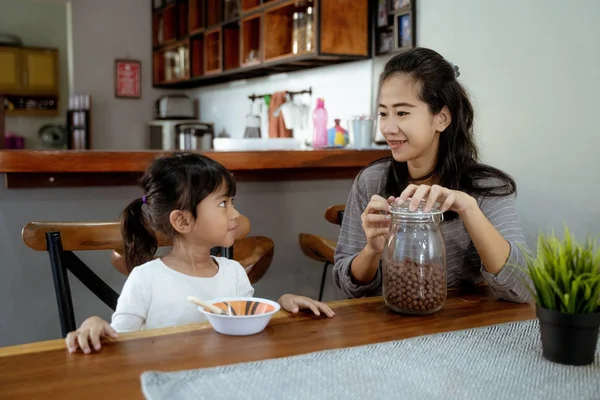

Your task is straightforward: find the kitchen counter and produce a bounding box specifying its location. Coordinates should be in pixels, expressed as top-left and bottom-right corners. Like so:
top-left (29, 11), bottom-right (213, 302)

top-left (0, 148), bottom-right (390, 188)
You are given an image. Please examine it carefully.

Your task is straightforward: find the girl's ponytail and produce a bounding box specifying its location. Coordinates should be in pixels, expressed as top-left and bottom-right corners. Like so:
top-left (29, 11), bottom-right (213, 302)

top-left (120, 198), bottom-right (157, 273)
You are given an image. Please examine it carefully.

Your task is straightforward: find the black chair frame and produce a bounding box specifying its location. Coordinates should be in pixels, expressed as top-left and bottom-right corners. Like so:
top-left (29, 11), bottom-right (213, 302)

top-left (45, 231), bottom-right (233, 337)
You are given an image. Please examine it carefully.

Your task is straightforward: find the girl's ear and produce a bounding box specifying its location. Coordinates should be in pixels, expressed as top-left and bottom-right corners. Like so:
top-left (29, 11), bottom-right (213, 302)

top-left (435, 105), bottom-right (452, 133)
top-left (169, 210), bottom-right (194, 234)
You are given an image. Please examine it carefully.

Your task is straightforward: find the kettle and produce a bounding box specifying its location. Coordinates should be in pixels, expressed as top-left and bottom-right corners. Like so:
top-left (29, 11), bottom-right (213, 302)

top-left (176, 123), bottom-right (214, 150)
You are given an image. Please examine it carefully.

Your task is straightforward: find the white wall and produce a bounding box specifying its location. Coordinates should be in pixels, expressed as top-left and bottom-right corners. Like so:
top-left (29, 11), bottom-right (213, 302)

top-left (1, 0), bottom-right (68, 147)
top-left (193, 0), bottom-right (600, 244)
top-left (410, 0), bottom-right (600, 244)
top-left (69, 0), bottom-right (166, 149)
top-left (189, 60), bottom-right (375, 141)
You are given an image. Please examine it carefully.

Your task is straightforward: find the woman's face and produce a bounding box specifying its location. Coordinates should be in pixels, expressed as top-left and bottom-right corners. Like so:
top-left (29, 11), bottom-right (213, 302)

top-left (378, 74), bottom-right (450, 164)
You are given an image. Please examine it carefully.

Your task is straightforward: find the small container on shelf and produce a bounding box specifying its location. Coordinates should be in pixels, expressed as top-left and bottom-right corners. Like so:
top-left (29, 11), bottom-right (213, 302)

top-left (224, 0), bottom-right (241, 21)
top-left (382, 200), bottom-right (447, 315)
top-left (292, 12), bottom-right (307, 55)
top-left (305, 6), bottom-right (314, 52)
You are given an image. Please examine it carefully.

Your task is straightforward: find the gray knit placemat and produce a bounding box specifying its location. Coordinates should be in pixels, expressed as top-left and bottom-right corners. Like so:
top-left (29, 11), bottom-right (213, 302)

top-left (140, 320), bottom-right (600, 400)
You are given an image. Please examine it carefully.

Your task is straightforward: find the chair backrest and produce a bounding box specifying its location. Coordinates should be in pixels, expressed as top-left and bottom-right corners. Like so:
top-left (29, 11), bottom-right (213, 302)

top-left (21, 214), bottom-right (251, 338)
top-left (22, 214), bottom-right (251, 252)
top-left (324, 205), bottom-right (345, 226)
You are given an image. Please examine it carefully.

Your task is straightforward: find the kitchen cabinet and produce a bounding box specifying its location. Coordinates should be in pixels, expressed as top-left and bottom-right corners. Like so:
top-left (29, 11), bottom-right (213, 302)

top-left (22, 48), bottom-right (59, 94)
top-left (151, 0), bottom-right (371, 89)
top-left (0, 47), bottom-right (58, 95)
top-left (0, 47), bottom-right (23, 93)
top-left (0, 46), bottom-right (59, 116)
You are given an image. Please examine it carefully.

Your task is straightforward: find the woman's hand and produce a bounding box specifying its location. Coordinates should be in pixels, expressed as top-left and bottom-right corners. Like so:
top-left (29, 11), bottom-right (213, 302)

top-left (278, 294), bottom-right (335, 318)
top-left (398, 184), bottom-right (476, 215)
top-left (65, 316), bottom-right (119, 354)
top-left (361, 195), bottom-right (396, 253)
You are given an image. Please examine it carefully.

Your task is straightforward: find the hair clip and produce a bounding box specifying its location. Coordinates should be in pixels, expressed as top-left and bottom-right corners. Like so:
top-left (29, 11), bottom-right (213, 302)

top-left (448, 62), bottom-right (460, 78)
top-left (141, 196), bottom-right (147, 204)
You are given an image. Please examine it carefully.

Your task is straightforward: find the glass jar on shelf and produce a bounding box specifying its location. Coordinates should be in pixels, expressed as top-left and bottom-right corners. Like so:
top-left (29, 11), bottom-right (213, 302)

top-left (292, 12), bottom-right (307, 55)
top-left (382, 200), bottom-right (447, 315)
top-left (305, 6), bottom-right (314, 52)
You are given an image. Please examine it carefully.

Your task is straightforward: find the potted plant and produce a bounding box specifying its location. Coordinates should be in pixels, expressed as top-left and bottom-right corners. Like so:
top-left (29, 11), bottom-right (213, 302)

top-left (524, 228), bottom-right (600, 366)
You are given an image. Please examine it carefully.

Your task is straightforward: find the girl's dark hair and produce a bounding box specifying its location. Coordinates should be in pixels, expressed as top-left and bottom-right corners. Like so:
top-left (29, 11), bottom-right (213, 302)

top-left (120, 152), bottom-right (236, 272)
top-left (372, 47), bottom-right (516, 217)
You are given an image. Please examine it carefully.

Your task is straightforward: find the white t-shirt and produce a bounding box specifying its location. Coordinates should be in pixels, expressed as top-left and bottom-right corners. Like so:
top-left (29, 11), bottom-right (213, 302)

top-left (110, 257), bottom-right (255, 332)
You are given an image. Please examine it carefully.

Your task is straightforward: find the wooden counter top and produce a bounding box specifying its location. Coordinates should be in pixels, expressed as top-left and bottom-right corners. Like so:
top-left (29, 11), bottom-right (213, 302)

top-left (0, 149), bottom-right (390, 188)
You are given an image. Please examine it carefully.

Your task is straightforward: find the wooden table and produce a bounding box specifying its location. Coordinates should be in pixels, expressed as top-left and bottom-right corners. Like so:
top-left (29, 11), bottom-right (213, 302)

top-left (0, 149), bottom-right (390, 188)
top-left (0, 288), bottom-right (534, 399)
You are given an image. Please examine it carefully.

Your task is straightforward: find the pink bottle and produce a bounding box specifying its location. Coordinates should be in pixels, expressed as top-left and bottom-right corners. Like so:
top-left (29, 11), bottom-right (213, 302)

top-left (312, 98), bottom-right (328, 148)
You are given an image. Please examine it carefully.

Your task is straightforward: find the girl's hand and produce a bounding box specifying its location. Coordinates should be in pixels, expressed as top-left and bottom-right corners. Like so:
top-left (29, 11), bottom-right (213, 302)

top-left (361, 195), bottom-right (396, 253)
top-left (278, 294), bottom-right (335, 318)
top-left (65, 316), bottom-right (119, 354)
top-left (398, 184), bottom-right (476, 215)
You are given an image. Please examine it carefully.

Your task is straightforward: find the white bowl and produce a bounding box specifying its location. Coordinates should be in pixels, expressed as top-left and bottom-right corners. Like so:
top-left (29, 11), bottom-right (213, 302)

top-left (198, 297), bottom-right (281, 336)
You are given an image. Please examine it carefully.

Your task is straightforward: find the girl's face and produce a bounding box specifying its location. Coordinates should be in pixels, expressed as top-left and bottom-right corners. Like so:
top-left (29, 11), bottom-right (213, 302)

top-left (378, 74), bottom-right (450, 165)
top-left (189, 183), bottom-right (240, 249)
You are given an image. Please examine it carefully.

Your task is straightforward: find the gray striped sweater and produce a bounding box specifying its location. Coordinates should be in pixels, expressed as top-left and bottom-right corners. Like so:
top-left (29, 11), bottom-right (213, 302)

top-left (332, 160), bottom-right (532, 303)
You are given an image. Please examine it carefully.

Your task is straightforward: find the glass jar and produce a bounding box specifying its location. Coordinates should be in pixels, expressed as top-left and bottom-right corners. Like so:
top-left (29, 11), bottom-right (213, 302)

top-left (382, 200), bottom-right (447, 315)
top-left (292, 12), bottom-right (307, 55)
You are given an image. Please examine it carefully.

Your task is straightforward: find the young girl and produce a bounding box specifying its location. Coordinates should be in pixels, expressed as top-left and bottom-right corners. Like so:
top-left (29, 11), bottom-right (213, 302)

top-left (67, 152), bottom-right (334, 354)
top-left (333, 47), bottom-right (531, 304)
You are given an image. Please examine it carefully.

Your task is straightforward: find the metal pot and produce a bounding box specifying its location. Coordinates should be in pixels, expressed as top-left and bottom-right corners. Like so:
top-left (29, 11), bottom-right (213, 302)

top-left (176, 123), bottom-right (214, 150)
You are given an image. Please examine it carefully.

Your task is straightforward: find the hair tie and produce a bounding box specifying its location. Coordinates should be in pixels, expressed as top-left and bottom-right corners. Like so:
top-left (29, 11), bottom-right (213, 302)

top-left (448, 61), bottom-right (460, 78)
top-left (141, 196), bottom-right (147, 204)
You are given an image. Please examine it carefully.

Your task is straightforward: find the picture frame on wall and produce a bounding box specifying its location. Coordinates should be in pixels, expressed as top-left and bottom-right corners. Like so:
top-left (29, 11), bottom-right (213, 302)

top-left (115, 59), bottom-right (142, 99)
top-left (395, 0), bottom-right (411, 11)
top-left (394, 11), bottom-right (415, 50)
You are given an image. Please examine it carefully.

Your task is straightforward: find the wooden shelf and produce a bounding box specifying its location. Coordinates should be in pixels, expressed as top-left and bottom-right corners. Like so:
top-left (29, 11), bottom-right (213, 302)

top-left (223, 23), bottom-right (241, 71)
top-left (0, 149), bottom-right (391, 188)
top-left (241, 0), bottom-right (261, 13)
top-left (5, 109), bottom-right (59, 117)
top-left (206, 0), bottom-right (223, 26)
top-left (152, 0), bottom-right (371, 89)
top-left (190, 35), bottom-right (205, 77)
top-left (205, 28), bottom-right (222, 74)
top-left (241, 15), bottom-right (262, 65)
top-left (189, 0), bottom-right (205, 32)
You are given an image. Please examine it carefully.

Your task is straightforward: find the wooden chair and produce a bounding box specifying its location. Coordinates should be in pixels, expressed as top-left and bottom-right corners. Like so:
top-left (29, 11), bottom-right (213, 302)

top-left (298, 205), bottom-right (345, 301)
top-left (22, 215), bottom-right (274, 337)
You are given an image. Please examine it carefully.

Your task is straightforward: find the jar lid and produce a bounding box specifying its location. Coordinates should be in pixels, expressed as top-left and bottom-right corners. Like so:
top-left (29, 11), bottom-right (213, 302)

top-left (389, 199), bottom-right (444, 222)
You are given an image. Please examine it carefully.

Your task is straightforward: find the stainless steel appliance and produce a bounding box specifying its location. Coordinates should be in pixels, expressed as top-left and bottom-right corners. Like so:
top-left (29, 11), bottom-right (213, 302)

top-left (148, 119), bottom-right (214, 150)
top-left (176, 122), bottom-right (214, 150)
top-left (155, 95), bottom-right (195, 119)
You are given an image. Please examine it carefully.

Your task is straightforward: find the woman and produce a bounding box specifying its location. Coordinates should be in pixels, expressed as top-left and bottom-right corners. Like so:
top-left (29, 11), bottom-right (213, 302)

top-left (333, 48), bottom-right (530, 303)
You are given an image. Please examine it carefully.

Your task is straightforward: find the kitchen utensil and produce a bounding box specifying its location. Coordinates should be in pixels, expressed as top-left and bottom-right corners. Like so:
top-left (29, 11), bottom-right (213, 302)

top-left (348, 116), bottom-right (375, 148)
top-left (243, 100), bottom-right (261, 138)
top-left (187, 296), bottom-right (228, 315)
top-left (176, 122), bottom-right (214, 150)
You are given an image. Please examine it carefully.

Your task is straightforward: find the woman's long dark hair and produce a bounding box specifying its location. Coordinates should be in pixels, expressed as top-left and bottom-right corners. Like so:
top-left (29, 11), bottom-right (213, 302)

top-left (372, 48), bottom-right (516, 214)
top-left (120, 152), bottom-right (236, 272)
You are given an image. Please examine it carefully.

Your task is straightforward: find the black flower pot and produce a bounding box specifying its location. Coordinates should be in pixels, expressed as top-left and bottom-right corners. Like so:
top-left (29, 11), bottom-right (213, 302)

top-left (536, 305), bottom-right (600, 366)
